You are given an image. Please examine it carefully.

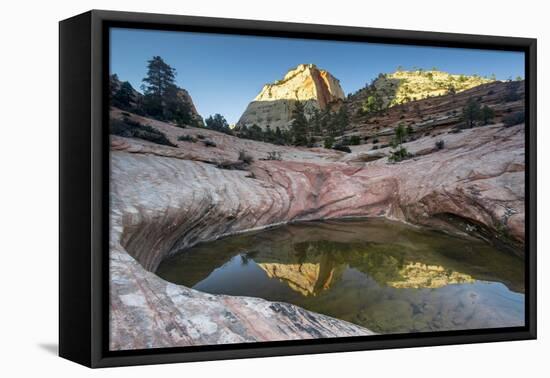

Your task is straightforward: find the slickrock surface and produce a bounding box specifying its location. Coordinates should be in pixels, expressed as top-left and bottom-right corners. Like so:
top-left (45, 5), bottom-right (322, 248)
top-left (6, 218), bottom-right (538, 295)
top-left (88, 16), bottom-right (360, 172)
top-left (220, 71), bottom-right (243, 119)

top-left (110, 245), bottom-right (372, 350)
top-left (237, 64), bottom-right (345, 130)
top-left (110, 109), bottom-right (524, 350)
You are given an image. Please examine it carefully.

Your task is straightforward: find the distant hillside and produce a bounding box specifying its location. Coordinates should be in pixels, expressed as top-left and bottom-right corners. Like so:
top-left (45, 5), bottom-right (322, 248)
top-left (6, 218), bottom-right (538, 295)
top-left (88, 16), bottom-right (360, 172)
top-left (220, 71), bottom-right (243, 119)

top-left (344, 79), bottom-right (524, 148)
top-left (351, 70), bottom-right (495, 113)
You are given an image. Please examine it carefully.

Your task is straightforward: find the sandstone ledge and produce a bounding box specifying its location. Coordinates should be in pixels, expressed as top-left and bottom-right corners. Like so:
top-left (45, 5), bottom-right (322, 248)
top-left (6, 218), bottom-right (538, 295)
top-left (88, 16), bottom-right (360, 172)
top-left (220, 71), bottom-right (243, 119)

top-left (109, 118), bottom-right (524, 350)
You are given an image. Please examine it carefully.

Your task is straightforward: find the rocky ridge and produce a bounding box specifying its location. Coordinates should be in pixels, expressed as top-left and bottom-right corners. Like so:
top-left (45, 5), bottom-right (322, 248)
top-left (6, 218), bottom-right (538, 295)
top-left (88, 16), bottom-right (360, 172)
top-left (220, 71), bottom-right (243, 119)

top-left (109, 74), bottom-right (204, 127)
top-left (355, 69), bottom-right (494, 109)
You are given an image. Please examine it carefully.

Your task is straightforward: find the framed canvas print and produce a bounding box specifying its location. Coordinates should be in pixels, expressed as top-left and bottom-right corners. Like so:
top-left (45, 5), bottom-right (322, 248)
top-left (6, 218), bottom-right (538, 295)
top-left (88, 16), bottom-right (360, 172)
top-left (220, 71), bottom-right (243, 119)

top-left (59, 10), bottom-right (537, 368)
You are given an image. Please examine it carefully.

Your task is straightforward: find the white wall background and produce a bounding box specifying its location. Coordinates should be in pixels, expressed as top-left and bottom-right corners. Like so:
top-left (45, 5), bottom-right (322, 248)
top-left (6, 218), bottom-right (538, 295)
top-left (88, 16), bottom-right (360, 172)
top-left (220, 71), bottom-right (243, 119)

top-left (1, 0), bottom-right (546, 375)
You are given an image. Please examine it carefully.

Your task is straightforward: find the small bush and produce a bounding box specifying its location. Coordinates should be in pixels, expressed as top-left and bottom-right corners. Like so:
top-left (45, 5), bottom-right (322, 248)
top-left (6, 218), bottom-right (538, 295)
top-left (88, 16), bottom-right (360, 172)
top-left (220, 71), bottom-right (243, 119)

top-left (196, 134), bottom-right (205, 140)
top-left (349, 135), bottom-right (361, 145)
top-left (333, 144), bottom-right (352, 153)
top-left (266, 151), bottom-right (282, 161)
top-left (372, 138), bottom-right (379, 144)
top-left (388, 146), bottom-right (412, 163)
top-left (203, 139), bottom-right (217, 147)
top-left (238, 149), bottom-right (254, 164)
top-left (435, 140), bottom-right (445, 150)
top-left (502, 111), bottom-right (525, 127)
top-left (110, 118), bottom-right (176, 147)
top-left (177, 134), bottom-right (197, 143)
top-left (217, 160), bottom-right (247, 171)
top-left (372, 145), bottom-right (379, 150)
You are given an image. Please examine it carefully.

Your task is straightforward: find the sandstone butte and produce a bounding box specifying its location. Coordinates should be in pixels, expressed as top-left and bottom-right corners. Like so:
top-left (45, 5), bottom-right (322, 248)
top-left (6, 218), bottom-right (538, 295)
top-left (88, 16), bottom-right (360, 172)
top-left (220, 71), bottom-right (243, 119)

top-left (237, 63), bottom-right (345, 130)
top-left (109, 89), bottom-right (525, 350)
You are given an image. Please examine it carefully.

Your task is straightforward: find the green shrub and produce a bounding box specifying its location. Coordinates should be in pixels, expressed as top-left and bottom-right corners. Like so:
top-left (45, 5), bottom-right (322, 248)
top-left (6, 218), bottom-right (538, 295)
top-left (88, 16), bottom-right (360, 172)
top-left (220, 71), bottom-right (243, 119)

top-left (217, 160), bottom-right (247, 171)
top-left (110, 118), bottom-right (176, 147)
top-left (324, 137), bottom-right (334, 149)
top-left (205, 113), bottom-right (232, 134)
top-left (480, 105), bottom-right (495, 125)
top-left (388, 146), bottom-right (412, 163)
top-left (435, 140), bottom-right (445, 150)
top-left (333, 144), bottom-right (352, 153)
top-left (349, 135), bottom-right (361, 145)
top-left (503, 111), bottom-right (525, 127)
top-left (266, 151), bottom-right (282, 161)
top-left (203, 139), bottom-right (216, 147)
top-left (196, 134), bottom-right (205, 139)
top-left (177, 134), bottom-right (197, 143)
top-left (238, 149), bottom-right (254, 164)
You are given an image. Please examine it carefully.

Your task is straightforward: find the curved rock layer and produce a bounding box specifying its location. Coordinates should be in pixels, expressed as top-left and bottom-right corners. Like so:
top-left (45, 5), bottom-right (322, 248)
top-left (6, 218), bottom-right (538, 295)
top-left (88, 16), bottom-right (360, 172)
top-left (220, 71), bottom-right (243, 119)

top-left (110, 114), bottom-right (524, 350)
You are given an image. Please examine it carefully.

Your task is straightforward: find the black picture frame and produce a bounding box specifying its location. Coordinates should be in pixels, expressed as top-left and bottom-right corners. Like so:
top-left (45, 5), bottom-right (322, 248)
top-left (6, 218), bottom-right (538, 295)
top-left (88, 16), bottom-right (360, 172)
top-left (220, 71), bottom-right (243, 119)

top-left (59, 9), bottom-right (537, 368)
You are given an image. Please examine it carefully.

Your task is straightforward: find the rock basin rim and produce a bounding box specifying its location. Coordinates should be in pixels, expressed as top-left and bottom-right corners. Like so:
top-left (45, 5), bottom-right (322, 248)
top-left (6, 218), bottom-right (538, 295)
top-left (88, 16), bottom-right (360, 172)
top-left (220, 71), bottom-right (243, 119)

top-left (110, 110), bottom-right (525, 350)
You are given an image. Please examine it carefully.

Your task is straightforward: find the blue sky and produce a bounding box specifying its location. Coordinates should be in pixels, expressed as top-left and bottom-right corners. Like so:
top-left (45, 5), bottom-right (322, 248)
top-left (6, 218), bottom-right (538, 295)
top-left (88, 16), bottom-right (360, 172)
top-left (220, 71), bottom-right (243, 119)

top-left (110, 28), bottom-right (525, 125)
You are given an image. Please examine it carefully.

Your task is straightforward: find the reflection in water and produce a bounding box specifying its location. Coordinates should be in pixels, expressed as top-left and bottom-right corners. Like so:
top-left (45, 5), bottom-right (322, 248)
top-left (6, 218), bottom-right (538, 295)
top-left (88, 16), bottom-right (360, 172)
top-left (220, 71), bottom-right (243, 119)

top-left (156, 218), bottom-right (525, 334)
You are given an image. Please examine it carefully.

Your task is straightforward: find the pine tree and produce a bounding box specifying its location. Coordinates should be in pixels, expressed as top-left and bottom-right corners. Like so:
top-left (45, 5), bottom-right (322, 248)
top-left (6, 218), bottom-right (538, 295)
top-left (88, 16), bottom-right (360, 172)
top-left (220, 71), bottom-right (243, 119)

top-left (388, 122), bottom-right (410, 163)
top-left (394, 122), bottom-right (407, 145)
top-left (362, 93), bottom-right (384, 114)
top-left (463, 98), bottom-right (481, 128)
top-left (115, 81), bottom-right (135, 109)
top-left (205, 114), bottom-right (231, 134)
top-left (480, 105), bottom-right (495, 125)
top-left (290, 101), bottom-right (309, 146)
top-left (311, 108), bottom-right (321, 134)
top-left (141, 56), bottom-right (177, 119)
top-left (336, 105), bottom-right (349, 137)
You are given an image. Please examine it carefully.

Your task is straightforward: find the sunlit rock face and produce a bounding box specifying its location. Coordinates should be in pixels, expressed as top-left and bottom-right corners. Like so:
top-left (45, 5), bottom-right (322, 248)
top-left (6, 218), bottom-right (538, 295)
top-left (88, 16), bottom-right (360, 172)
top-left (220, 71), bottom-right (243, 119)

top-left (351, 70), bottom-right (495, 110)
top-left (256, 249), bottom-right (474, 295)
top-left (237, 64), bottom-right (345, 130)
top-left (387, 262), bottom-right (475, 289)
top-left (259, 259), bottom-right (475, 294)
top-left (257, 260), bottom-right (344, 296)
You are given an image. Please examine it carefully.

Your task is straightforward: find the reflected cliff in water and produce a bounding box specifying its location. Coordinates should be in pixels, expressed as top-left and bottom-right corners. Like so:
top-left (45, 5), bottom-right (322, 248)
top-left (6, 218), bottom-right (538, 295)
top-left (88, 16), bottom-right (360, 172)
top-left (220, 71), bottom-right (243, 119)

top-left (156, 218), bottom-right (525, 333)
